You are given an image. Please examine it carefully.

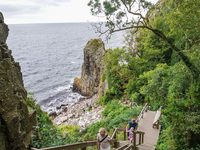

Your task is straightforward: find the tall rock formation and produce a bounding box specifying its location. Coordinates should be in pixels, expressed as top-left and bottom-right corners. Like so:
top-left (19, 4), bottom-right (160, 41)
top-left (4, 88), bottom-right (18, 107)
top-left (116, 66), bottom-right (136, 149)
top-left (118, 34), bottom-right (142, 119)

top-left (73, 39), bottom-right (108, 97)
top-left (0, 12), bottom-right (37, 150)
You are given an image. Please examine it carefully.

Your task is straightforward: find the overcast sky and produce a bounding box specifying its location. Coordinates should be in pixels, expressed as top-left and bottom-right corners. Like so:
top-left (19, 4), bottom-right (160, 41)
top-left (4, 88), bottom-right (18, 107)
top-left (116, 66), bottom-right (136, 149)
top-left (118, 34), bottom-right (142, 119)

top-left (0, 0), bottom-right (158, 24)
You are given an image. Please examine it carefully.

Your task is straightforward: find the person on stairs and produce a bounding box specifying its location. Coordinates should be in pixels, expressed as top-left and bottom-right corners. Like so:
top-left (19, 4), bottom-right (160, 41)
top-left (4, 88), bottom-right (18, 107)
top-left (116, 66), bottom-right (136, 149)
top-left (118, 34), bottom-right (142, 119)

top-left (126, 118), bottom-right (138, 139)
top-left (97, 128), bottom-right (114, 150)
top-left (126, 127), bottom-right (134, 143)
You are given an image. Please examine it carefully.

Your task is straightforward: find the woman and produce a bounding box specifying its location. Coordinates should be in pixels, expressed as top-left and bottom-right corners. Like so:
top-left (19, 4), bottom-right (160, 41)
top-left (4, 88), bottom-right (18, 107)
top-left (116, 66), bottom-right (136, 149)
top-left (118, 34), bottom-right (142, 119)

top-left (97, 128), bottom-right (114, 150)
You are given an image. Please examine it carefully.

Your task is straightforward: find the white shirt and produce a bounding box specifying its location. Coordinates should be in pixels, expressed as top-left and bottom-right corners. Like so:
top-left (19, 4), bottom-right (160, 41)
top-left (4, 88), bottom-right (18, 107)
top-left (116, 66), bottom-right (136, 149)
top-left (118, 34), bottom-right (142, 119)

top-left (97, 133), bottom-right (111, 150)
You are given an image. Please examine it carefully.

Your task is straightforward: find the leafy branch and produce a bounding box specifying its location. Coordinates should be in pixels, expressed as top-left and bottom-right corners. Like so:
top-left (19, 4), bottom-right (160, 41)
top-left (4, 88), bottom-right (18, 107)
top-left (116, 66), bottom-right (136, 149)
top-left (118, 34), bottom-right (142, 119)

top-left (88, 0), bottom-right (200, 79)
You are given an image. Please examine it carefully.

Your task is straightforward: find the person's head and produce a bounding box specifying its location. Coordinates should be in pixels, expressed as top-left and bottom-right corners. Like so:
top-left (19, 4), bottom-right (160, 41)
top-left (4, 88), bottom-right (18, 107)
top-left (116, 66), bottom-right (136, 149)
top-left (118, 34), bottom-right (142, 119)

top-left (99, 128), bottom-right (106, 136)
top-left (132, 118), bottom-right (136, 123)
top-left (130, 127), bottom-right (134, 131)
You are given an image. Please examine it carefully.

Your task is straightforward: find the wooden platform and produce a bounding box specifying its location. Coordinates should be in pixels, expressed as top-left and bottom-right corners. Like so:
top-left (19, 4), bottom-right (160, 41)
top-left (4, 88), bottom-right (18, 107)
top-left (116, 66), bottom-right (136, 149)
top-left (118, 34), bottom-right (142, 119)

top-left (118, 110), bottom-right (160, 150)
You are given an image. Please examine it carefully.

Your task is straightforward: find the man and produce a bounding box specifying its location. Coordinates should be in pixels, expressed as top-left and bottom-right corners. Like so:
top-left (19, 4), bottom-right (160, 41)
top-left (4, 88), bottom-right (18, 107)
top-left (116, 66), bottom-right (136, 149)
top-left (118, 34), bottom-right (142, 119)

top-left (126, 118), bottom-right (138, 136)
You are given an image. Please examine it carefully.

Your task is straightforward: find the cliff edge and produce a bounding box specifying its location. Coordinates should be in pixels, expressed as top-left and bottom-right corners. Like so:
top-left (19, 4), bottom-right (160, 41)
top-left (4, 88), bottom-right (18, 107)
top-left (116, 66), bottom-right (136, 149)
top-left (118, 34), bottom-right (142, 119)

top-left (0, 12), bottom-right (37, 150)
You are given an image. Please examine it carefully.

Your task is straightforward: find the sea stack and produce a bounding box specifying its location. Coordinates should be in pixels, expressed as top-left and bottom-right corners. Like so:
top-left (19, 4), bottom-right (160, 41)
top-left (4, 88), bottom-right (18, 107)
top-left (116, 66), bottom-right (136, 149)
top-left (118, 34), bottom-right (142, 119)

top-left (73, 38), bottom-right (108, 97)
top-left (0, 12), bottom-right (37, 150)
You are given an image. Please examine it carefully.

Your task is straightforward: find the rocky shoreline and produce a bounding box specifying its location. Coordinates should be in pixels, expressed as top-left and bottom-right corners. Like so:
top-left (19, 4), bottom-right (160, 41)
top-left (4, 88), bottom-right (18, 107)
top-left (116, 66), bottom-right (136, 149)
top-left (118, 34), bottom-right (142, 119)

top-left (51, 39), bottom-right (109, 129)
top-left (51, 39), bottom-right (108, 129)
top-left (52, 94), bottom-right (104, 129)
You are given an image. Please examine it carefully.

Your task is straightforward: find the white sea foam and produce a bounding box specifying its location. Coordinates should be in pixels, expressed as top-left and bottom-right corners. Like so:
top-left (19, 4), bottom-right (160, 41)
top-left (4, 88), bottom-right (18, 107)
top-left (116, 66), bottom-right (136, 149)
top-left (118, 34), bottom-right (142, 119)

top-left (55, 85), bottom-right (70, 92)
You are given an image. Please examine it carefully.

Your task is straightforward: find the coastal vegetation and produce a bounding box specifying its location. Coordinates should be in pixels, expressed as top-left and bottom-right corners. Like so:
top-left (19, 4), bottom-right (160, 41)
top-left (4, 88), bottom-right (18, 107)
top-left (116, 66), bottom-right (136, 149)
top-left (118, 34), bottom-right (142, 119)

top-left (26, 0), bottom-right (199, 149)
top-left (88, 39), bottom-right (103, 51)
top-left (82, 101), bottom-right (142, 140)
top-left (88, 0), bottom-right (200, 149)
top-left (27, 93), bottom-right (141, 148)
top-left (26, 93), bottom-right (82, 148)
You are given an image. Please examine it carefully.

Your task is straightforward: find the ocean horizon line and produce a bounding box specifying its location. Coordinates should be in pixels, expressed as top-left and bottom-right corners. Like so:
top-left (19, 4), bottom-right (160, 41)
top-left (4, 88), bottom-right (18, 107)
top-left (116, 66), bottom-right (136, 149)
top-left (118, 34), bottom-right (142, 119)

top-left (7, 21), bottom-right (104, 25)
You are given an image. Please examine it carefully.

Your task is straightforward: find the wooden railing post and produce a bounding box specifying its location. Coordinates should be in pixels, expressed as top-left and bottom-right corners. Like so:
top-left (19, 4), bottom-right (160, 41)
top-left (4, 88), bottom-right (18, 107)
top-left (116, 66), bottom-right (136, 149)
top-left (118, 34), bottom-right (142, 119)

top-left (142, 133), bottom-right (144, 143)
top-left (139, 133), bottom-right (141, 145)
top-left (133, 131), bottom-right (136, 150)
top-left (113, 129), bottom-right (116, 139)
top-left (157, 120), bottom-right (159, 129)
top-left (136, 103), bottom-right (148, 123)
top-left (145, 106), bottom-right (148, 112)
top-left (124, 130), bottom-right (126, 140)
top-left (153, 106), bottom-right (162, 129)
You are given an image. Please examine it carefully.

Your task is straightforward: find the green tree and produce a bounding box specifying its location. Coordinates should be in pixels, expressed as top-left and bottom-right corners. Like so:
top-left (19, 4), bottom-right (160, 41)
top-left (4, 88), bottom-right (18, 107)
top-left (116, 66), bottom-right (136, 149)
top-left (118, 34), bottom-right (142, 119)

top-left (103, 48), bottom-right (132, 98)
top-left (88, 0), bottom-right (200, 79)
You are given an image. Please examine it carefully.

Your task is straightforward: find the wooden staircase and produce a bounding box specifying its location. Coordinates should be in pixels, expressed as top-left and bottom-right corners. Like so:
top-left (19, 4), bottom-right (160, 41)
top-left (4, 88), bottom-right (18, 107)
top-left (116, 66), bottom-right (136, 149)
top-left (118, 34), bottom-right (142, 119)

top-left (137, 110), bottom-right (161, 150)
top-left (31, 105), bottom-right (161, 150)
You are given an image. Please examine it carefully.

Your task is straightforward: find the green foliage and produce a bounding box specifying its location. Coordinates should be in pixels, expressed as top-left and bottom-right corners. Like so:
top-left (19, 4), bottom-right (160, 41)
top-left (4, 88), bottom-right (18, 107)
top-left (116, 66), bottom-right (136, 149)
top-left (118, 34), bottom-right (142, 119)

top-left (91, 0), bottom-right (200, 149)
top-left (107, 108), bottom-right (140, 129)
top-left (99, 90), bottom-right (113, 105)
top-left (88, 0), bottom-right (153, 33)
top-left (88, 39), bottom-right (103, 51)
top-left (164, 83), bottom-right (200, 149)
top-left (102, 101), bottom-right (121, 117)
top-left (170, 50), bottom-right (180, 66)
top-left (102, 73), bottom-right (106, 82)
top-left (125, 74), bottom-right (147, 104)
top-left (26, 0), bottom-right (200, 149)
top-left (164, 0), bottom-right (200, 50)
top-left (83, 120), bottom-right (107, 140)
top-left (88, 106), bottom-right (92, 111)
top-left (129, 92), bottom-right (144, 104)
top-left (106, 66), bottom-right (112, 90)
top-left (26, 92), bottom-right (36, 110)
top-left (83, 101), bottom-right (142, 140)
top-left (136, 61), bottom-right (200, 149)
top-left (103, 48), bottom-right (133, 100)
top-left (26, 93), bottom-right (82, 148)
top-left (139, 63), bottom-right (170, 106)
top-left (155, 81), bottom-right (200, 150)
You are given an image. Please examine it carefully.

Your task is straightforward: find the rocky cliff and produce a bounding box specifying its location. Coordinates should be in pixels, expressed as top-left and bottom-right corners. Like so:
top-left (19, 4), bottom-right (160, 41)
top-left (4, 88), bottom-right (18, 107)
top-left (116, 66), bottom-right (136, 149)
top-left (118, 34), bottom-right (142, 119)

top-left (73, 38), bottom-right (108, 97)
top-left (0, 12), bottom-right (37, 150)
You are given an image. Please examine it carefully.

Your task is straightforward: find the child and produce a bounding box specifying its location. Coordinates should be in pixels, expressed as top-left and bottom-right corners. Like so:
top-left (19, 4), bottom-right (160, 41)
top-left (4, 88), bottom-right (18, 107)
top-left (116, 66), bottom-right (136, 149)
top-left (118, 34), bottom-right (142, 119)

top-left (127, 127), bottom-right (134, 143)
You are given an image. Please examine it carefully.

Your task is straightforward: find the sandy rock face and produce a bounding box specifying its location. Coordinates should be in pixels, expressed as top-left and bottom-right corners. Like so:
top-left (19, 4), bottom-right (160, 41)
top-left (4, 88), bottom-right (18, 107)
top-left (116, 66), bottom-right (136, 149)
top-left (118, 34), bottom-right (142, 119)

top-left (0, 12), bottom-right (37, 150)
top-left (72, 39), bottom-right (108, 97)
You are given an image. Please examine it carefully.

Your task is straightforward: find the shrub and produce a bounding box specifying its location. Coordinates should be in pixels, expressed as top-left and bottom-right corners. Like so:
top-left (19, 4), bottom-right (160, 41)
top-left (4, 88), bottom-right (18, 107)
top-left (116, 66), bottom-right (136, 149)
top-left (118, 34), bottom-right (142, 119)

top-left (82, 101), bottom-right (142, 140)
top-left (26, 93), bottom-right (82, 148)
top-left (99, 90), bottom-right (114, 105)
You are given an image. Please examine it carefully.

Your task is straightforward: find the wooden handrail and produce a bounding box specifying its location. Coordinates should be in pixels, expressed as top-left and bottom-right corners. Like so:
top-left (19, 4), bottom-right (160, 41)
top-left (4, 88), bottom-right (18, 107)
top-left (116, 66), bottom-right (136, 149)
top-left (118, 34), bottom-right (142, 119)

top-left (136, 103), bottom-right (148, 123)
top-left (31, 139), bottom-right (117, 150)
top-left (111, 128), bottom-right (126, 140)
top-left (31, 141), bottom-right (97, 150)
top-left (116, 144), bottom-right (129, 150)
top-left (111, 128), bottom-right (145, 150)
top-left (131, 102), bottom-right (138, 107)
top-left (124, 144), bottom-right (132, 150)
top-left (152, 106), bottom-right (162, 129)
top-left (31, 129), bottom-right (144, 150)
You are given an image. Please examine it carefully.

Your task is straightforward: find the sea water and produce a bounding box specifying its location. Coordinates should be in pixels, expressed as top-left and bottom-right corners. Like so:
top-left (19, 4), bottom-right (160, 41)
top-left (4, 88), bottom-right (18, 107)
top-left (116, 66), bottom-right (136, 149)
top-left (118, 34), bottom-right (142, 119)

top-left (7, 23), bottom-right (125, 113)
